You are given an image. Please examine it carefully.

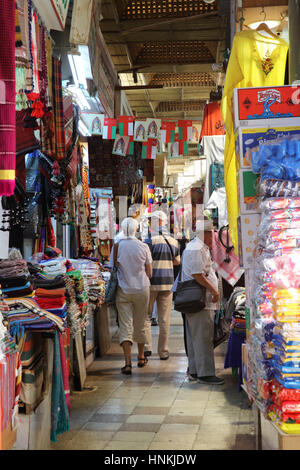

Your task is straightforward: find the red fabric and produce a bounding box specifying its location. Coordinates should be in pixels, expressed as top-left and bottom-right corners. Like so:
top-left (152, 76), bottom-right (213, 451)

top-left (200, 102), bottom-right (225, 140)
top-left (0, 0), bottom-right (16, 195)
top-left (16, 109), bottom-right (39, 154)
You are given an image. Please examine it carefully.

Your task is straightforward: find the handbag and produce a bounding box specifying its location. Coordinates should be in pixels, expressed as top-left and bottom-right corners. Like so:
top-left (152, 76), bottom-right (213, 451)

top-left (213, 309), bottom-right (230, 348)
top-left (104, 242), bottom-right (120, 305)
top-left (173, 259), bottom-right (206, 314)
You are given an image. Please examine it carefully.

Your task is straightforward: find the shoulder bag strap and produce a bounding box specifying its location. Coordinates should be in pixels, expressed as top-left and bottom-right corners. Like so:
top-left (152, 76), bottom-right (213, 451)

top-left (162, 234), bottom-right (175, 260)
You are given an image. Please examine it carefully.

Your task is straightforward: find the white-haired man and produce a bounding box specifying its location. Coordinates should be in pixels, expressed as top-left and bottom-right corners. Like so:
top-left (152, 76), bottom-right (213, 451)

top-left (181, 219), bottom-right (224, 385)
top-left (144, 210), bottom-right (180, 360)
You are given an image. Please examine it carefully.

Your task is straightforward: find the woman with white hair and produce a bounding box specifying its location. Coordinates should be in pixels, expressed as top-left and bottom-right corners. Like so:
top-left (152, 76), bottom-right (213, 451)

top-left (114, 217), bottom-right (153, 375)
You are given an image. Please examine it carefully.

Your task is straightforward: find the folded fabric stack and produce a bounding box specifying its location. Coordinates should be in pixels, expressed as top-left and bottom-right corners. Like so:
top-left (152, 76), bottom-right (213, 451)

top-left (65, 264), bottom-right (89, 331)
top-left (37, 257), bottom-right (67, 279)
top-left (34, 274), bottom-right (67, 320)
top-left (226, 287), bottom-right (246, 335)
top-left (0, 259), bottom-right (34, 299)
top-left (70, 259), bottom-right (106, 309)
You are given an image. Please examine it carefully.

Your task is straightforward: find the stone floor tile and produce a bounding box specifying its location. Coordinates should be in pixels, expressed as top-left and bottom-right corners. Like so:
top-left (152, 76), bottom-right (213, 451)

top-left (89, 413), bottom-right (130, 423)
top-left (159, 423), bottom-right (200, 434)
top-left (82, 421), bottom-right (122, 431)
top-left (104, 441), bottom-right (150, 450)
top-left (133, 406), bottom-right (170, 415)
top-left (152, 431), bottom-right (197, 446)
top-left (163, 415), bottom-right (203, 425)
top-left (148, 442), bottom-right (194, 450)
top-left (126, 414), bottom-right (165, 424)
top-left (112, 431), bottom-right (156, 443)
top-left (118, 423), bottom-right (161, 433)
top-left (63, 439), bottom-right (109, 450)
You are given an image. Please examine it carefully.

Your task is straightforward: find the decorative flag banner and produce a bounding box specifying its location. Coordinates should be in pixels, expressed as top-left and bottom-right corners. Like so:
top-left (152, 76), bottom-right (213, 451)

top-left (142, 139), bottom-right (157, 159)
top-left (161, 121), bottom-right (176, 143)
top-left (134, 120), bottom-right (147, 142)
top-left (112, 134), bottom-right (130, 156)
top-left (168, 142), bottom-right (179, 158)
top-left (103, 118), bottom-right (117, 139)
top-left (127, 136), bottom-right (134, 155)
top-left (178, 120), bottom-right (193, 141)
top-left (179, 140), bottom-right (189, 156)
top-left (81, 113), bottom-right (104, 135)
top-left (188, 123), bottom-right (202, 143)
top-left (118, 115), bottom-right (134, 136)
top-left (156, 136), bottom-right (163, 155)
top-left (146, 118), bottom-right (161, 139)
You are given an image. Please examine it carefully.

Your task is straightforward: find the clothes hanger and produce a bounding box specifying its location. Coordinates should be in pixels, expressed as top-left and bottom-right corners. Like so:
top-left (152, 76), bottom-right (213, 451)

top-left (255, 6), bottom-right (279, 39)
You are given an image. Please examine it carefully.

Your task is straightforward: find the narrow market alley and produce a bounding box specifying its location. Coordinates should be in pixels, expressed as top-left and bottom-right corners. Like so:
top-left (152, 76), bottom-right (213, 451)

top-left (51, 310), bottom-right (255, 451)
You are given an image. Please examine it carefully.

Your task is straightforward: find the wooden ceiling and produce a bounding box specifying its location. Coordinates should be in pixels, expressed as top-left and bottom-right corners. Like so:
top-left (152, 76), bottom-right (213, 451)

top-left (100, 0), bottom-right (227, 119)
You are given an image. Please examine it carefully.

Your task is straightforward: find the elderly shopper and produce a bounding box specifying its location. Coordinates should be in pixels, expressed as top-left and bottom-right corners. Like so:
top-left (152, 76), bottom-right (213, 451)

top-left (115, 217), bottom-right (153, 375)
top-left (180, 219), bottom-right (224, 385)
top-left (144, 210), bottom-right (180, 360)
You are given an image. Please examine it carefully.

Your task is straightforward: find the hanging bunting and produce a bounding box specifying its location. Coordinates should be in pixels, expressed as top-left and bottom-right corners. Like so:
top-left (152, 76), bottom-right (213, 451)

top-left (146, 118), bottom-right (161, 139)
top-left (142, 139), bottom-right (157, 160)
top-left (127, 135), bottom-right (134, 156)
top-left (112, 135), bottom-right (130, 156)
top-left (103, 117), bottom-right (117, 139)
top-left (178, 120), bottom-right (193, 141)
top-left (118, 115), bottom-right (134, 136)
top-left (179, 140), bottom-right (189, 156)
top-left (81, 113), bottom-right (104, 135)
top-left (161, 121), bottom-right (176, 143)
top-left (188, 123), bottom-right (202, 143)
top-left (134, 120), bottom-right (147, 142)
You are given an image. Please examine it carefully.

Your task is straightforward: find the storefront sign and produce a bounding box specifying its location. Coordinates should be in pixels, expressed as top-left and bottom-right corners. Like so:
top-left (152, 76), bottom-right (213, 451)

top-left (70, 0), bottom-right (93, 45)
top-left (233, 85), bottom-right (300, 129)
top-left (32, 0), bottom-right (70, 31)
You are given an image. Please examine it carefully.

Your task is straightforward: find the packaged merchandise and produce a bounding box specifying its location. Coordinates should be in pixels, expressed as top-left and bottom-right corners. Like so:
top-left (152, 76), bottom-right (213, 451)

top-left (260, 179), bottom-right (300, 198)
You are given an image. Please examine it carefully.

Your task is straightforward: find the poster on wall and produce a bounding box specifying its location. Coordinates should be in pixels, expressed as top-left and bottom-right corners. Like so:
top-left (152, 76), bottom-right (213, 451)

top-left (146, 118), bottom-right (161, 139)
top-left (112, 135), bottom-right (130, 156)
top-left (134, 120), bottom-right (147, 142)
top-left (168, 142), bottom-right (180, 158)
top-left (81, 113), bottom-right (104, 135)
top-left (188, 123), bottom-right (202, 143)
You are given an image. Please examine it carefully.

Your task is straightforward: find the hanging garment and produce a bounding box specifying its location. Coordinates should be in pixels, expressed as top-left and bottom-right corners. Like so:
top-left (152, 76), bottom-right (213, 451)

top-left (52, 58), bottom-right (66, 161)
top-left (202, 135), bottom-right (226, 205)
top-left (205, 187), bottom-right (228, 229)
top-left (221, 29), bottom-right (289, 250)
top-left (200, 101), bottom-right (225, 139)
top-left (209, 162), bottom-right (225, 195)
top-left (211, 230), bottom-right (244, 287)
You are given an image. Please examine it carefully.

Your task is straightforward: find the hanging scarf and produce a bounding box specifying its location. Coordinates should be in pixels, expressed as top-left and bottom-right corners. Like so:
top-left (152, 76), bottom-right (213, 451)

top-left (15, 2), bottom-right (23, 47)
top-left (52, 58), bottom-right (66, 161)
top-left (0, 0), bottom-right (16, 196)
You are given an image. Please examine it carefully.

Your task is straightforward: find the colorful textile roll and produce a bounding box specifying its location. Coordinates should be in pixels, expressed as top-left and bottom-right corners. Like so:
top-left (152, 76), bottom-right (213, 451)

top-left (0, 0), bottom-right (16, 196)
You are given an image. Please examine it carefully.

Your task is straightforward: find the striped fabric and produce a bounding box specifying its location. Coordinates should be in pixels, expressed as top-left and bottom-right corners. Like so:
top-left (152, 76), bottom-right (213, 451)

top-left (0, 352), bottom-right (18, 432)
top-left (0, 0), bottom-right (16, 196)
top-left (19, 332), bottom-right (44, 407)
top-left (145, 229), bottom-right (180, 291)
top-left (52, 58), bottom-right (66, 161)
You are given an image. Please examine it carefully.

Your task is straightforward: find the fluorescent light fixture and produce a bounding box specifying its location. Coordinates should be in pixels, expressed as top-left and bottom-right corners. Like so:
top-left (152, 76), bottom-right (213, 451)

top-left (249, 20), bottom-right (280, 30)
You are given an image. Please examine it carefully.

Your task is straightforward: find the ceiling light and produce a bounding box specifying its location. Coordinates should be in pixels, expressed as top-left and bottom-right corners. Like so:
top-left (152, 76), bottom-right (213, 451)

top-left (249, 20), bottom-right (280, 30)
top-left (203, 0), bottom-right (215, 3)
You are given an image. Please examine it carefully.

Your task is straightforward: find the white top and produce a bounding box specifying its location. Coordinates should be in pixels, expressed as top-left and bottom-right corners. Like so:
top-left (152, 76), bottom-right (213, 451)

top-left (181, 236), bottom-right (219, 310)
top-left (117, 237), bottom-right (152, 294)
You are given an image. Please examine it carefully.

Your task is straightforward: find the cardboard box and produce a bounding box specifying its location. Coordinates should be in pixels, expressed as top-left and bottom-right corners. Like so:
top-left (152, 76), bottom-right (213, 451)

top-left (237, 169), bottom-right (259, 214)
top-left (237, 213), bottom-right (261, 268)
top-left (260, 411), bottom-right (300, 450)
top-left (233, 85), bottom-right (300, 130)
top-left (235, 124), bottom-right (300, 171)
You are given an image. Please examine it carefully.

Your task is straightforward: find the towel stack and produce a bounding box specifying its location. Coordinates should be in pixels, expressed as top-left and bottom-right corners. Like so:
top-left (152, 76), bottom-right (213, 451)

top-left (0, 259), bottom-right (34, 299)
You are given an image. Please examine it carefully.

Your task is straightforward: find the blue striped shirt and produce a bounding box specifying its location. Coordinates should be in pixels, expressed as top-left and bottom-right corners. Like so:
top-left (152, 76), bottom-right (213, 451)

top-left (145, 229), bottom-right (180, 291)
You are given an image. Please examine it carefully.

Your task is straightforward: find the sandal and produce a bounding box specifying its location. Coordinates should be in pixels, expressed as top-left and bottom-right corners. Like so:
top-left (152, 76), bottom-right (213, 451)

top-left (137, 357), bottom-right (148, 368)
top-left (121, 364), bottom-right (132, 375)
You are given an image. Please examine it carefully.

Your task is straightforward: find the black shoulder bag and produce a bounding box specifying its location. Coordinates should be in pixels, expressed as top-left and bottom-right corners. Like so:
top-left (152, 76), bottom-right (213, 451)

top-left (173, 253), bottom-right (206, 314)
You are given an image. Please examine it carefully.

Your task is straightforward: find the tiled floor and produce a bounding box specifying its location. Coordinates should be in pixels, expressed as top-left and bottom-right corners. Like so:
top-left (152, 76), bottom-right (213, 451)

top-left (51, 311), bottom-right (256, 450)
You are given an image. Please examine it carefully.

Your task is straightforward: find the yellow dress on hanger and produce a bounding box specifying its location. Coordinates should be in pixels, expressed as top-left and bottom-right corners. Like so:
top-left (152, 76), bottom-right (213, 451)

top-left (221, 29), bottom-right (289, 251)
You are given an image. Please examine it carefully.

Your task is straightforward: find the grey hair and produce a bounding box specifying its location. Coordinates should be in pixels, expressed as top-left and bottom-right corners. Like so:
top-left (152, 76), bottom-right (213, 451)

top-left (121, 217), bottom-right (138, 237)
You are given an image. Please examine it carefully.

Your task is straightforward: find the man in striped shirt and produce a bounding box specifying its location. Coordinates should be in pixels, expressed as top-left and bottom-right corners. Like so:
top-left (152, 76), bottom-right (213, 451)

top-left (144, 211), bottom-right (180, 360)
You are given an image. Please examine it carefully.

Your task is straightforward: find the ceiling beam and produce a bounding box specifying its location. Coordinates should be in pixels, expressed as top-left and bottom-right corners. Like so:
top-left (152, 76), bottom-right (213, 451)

top-left (117, 63), bottom-right (219, 74)
top-left (104, 29), bottom-right (226, 42)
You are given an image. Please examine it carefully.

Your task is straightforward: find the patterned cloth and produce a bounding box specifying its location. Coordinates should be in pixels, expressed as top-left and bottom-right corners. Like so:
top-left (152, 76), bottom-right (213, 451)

top-left (0, 0), bottom-right (16, 195)
top-left (211, 230), bottom-right (244, 287)
top-left (51, 331), bottom-right (70, 442)
top-left (52, 58), bottom-right (66, 161)
top-left (0, 352), bottom-right (19, 431)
